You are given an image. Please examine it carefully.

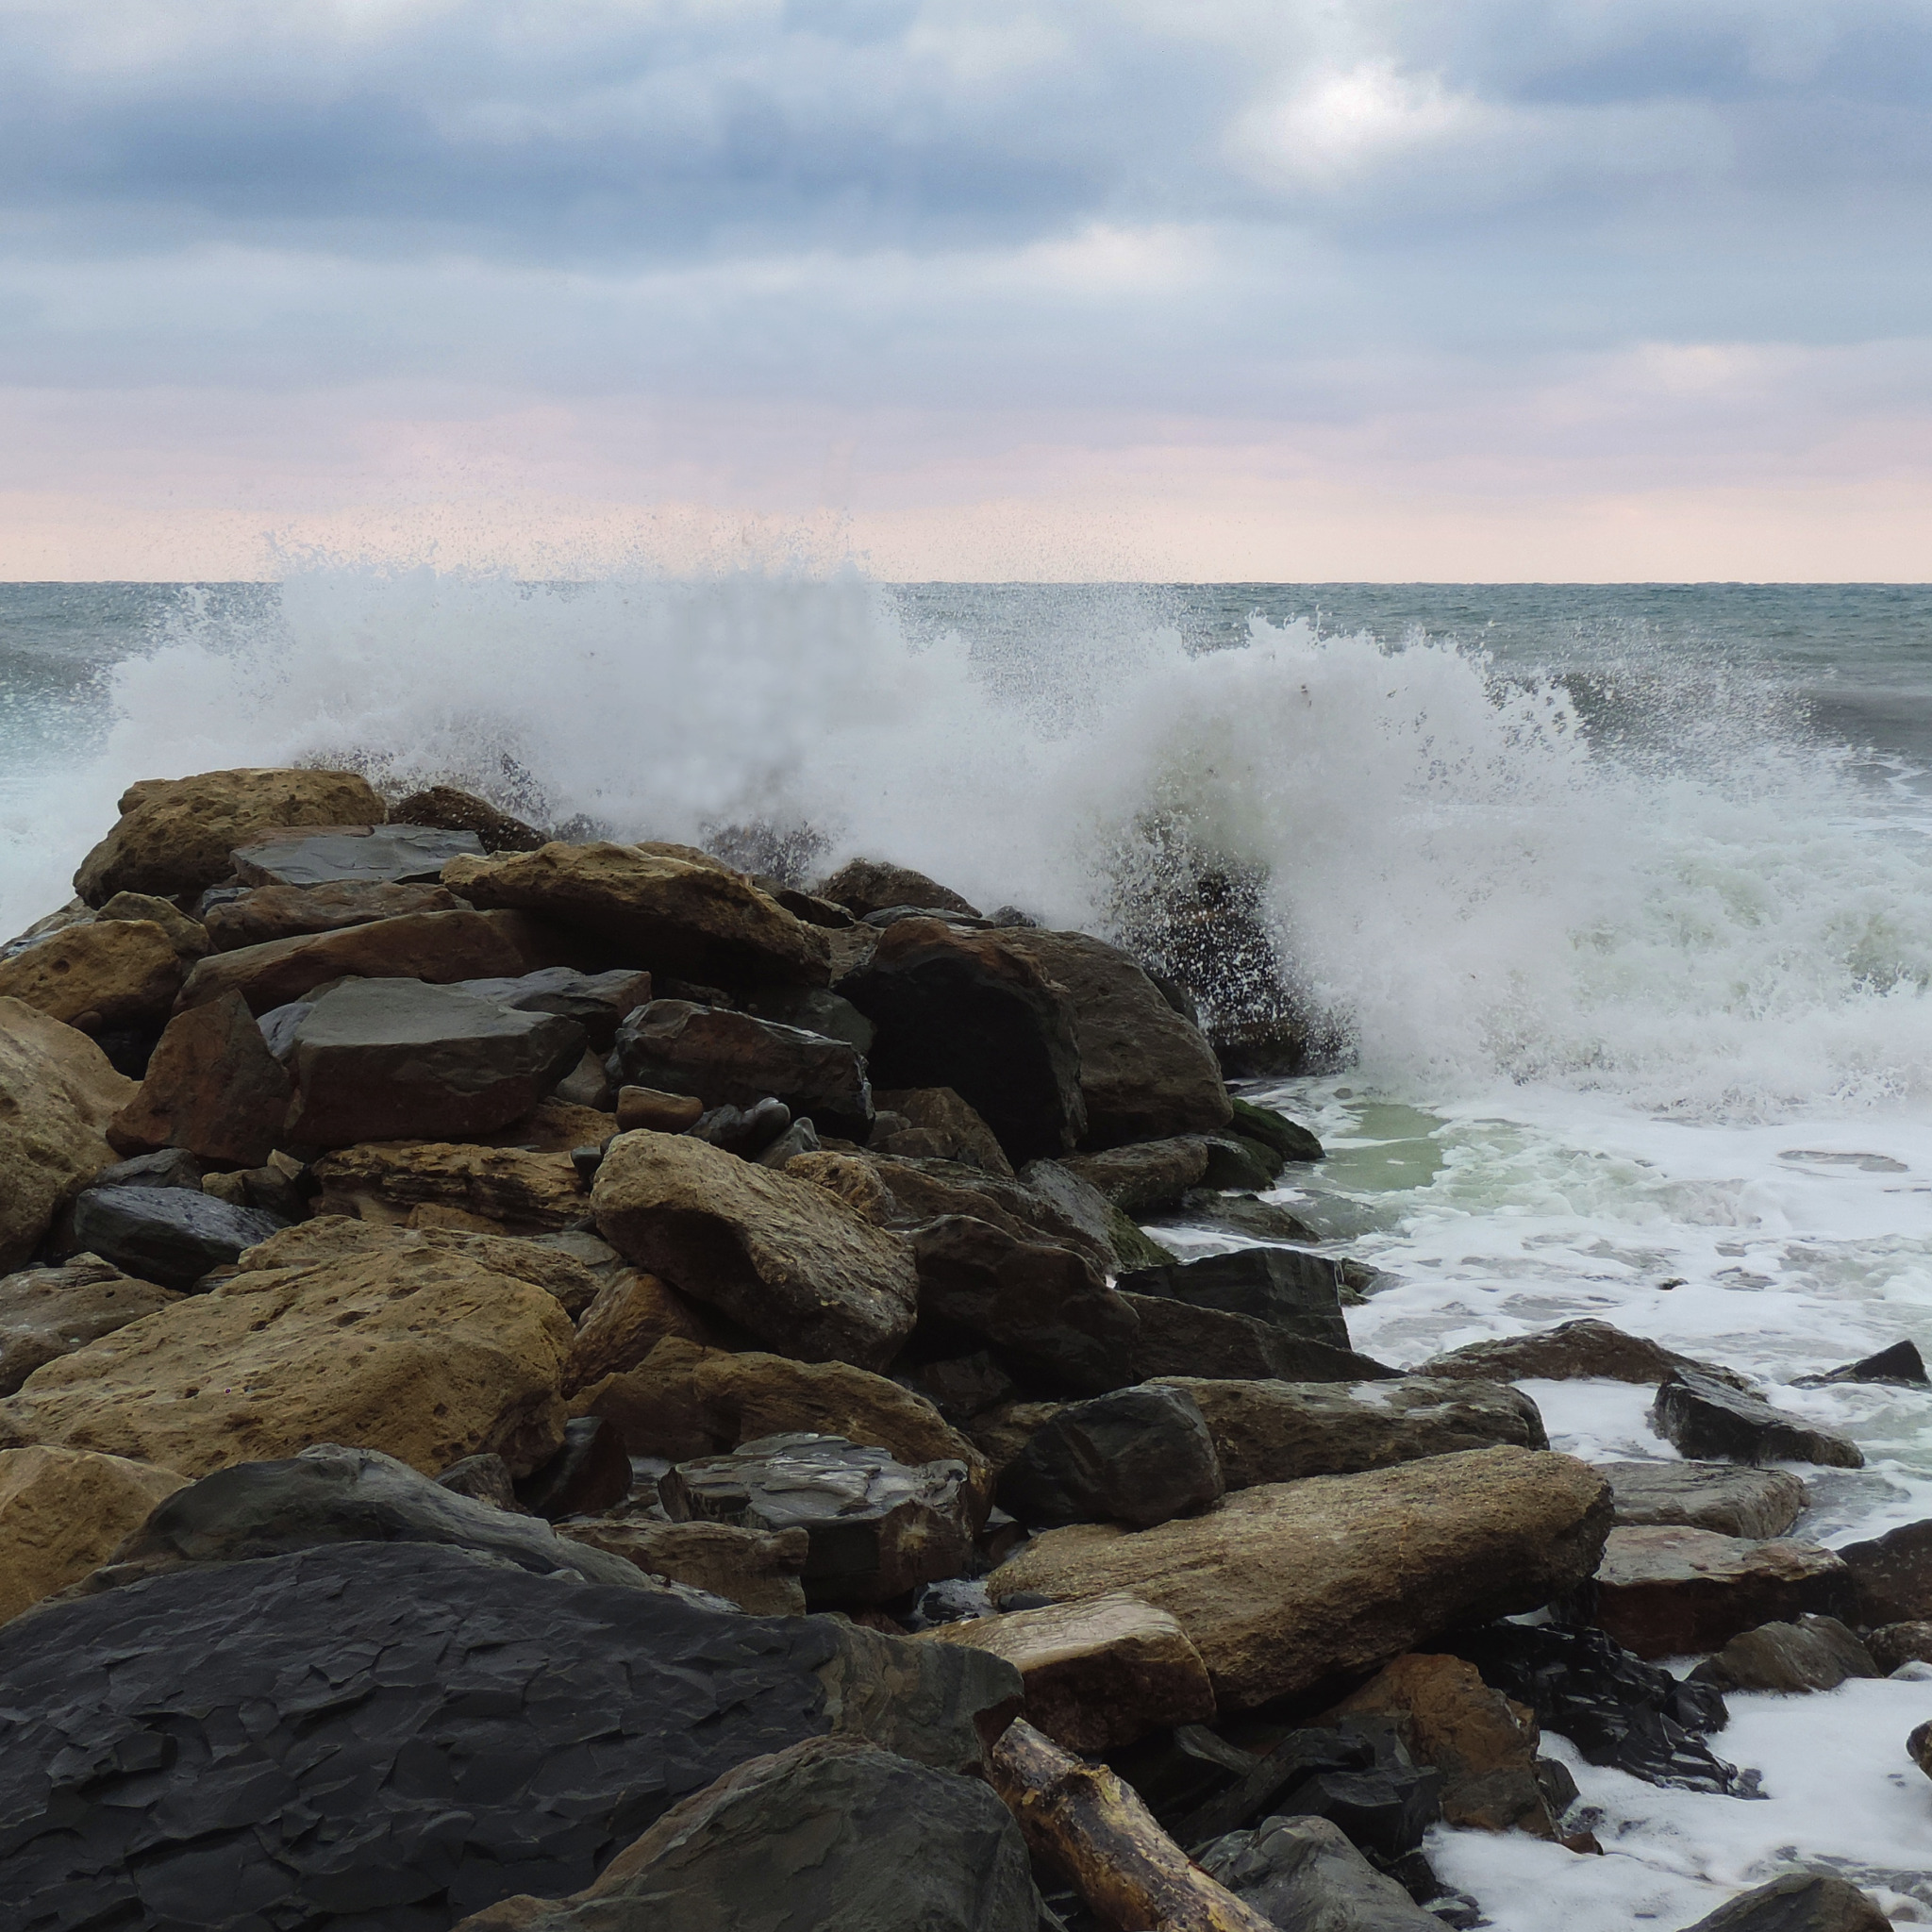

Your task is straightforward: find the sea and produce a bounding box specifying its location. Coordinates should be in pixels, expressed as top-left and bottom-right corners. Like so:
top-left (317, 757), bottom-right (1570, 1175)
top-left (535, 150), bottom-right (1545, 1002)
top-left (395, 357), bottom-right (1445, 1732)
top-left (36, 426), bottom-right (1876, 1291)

top-left (5, 571), bottom-right (1932, 1924)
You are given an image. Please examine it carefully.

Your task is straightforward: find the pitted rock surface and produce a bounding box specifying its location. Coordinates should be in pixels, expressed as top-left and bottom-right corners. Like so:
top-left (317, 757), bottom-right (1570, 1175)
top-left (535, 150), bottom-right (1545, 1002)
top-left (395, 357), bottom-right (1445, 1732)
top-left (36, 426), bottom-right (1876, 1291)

top-left (0, 1541), bottom-right (1022, 1931)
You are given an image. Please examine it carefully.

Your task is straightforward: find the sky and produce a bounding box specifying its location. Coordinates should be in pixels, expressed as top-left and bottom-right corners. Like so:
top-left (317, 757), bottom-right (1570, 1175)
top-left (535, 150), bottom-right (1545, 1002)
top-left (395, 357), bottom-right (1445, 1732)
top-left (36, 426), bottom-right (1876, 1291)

top-left (2, 0), bottom-right (1930, 580)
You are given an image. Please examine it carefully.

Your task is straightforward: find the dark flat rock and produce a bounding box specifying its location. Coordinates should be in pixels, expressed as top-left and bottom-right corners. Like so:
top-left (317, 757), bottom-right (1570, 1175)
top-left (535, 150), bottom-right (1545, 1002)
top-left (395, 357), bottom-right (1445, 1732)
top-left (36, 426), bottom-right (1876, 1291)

top-left (457, 967), bottom-right (653, 1052)
top-left (996, 1385), bottom-right (1224, 1528)
top-left (67, 1186), bottom-right (287, 1291)
top-left (1651, 1370), bottom-right (1864, 1470)
top-left (1593, 1461), bottom-right (1808, 1540)
top-left (231, 824), bottom-right (485, 888)
top-left (1117, 1245), bottom-right (1352, 1350)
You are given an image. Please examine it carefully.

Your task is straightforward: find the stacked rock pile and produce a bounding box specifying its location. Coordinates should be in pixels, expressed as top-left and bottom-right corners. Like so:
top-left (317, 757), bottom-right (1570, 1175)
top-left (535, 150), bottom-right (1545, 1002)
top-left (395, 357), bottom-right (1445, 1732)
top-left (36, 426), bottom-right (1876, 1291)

top-left (0, 766), bottom-right (1924, 1932)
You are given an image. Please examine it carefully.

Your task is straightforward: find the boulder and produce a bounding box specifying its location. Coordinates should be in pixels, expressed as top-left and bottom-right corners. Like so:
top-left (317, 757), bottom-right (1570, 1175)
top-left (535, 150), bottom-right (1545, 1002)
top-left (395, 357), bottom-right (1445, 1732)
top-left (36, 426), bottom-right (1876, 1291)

top-left (1591, 1525), bottom-right (1855, 1658)
top-left (515, 1415), bottom-right (634, 1519)
top-left (436, 1451), bottom-right (524, 1508)
top-left (1423, 1320), bottom-right (1745, 1387)
top-left (390, 784), bottom-right (545, 852)
top-left (558, 1519), bottom-right (811, 1614)
top-left (1676, 1874), bottom-right (1891, 1932)
top-left (571, 1336), bottom-right (723, 1459)
top-left (453, 1736), bottom-right (1040, 1932)
top-left (819, 858), bottom-right (981, 919)
top-left (991, 1446), bottom-right (1611, 1710)
top-left (565, 1269), bottom-right (717, 1393)
top-left (310, 1142), bottom-right (590, 1233)
top-left (178, 906), bottom-right (579, 1015)
top-left (65, 1185), bottom-right (288, 1291)
top-left (997, 1385), bottom-right (1224, 1528)
top-left (85, 1442), bottom-right (641, 1591)
top-left (1119, 1245), bottom-right (1353, 1350)
top-left (592, 1131), bottom-right (918, 1372)
top-left (278, 979), bottom-right (586, 1148)
top-left (1867, 1621), bottom-right (1932, 1673)
top-left (872, 1086), bottom-right (1011, 1174)
top-left (1199, 1815), bottom-right (1447, 1932)
top-left (0, 1541), bottom-right (1023, 1927)
top-left (921, 1591), bottom-right (1215, 1751)
top-left (74, 766), bottom-right (385, 904)
top-left (0, 1445), bottom-right (187, 1624)
top-left (230, 823), bottom-right (485, 888)
top-left (612, 998), bottom-right (872, 1136)
top-left (1797, 1339), bottom-right (1929, 1387)
top-left (202, 878), bottom-right (464, 949)
top-left (1690, 1616), bottom-right (1877, 1693)
top-left (910, 1215), bottom-right (1140, 1393)
top-left (691, 1350), bottom-right (988, 1509)
top-left (662, 1432), bottom-right (974, 1606)
top-left (0, 1256), bottom-right (180, 1394)
top-left (615, 1083), bottom-right (705, 1132)
top-left (1123, 1292), bottom-right (1393, 1385)
top-left (1159, 1375), bottom-right (1546, 1490)
top-left (998, 928), bottom-right (1231, 1148)
top-left (105, 990), bottom-right (293, 1166)
top-left (1061, 1137), bottom-right (1211, 1214)
top-left (1227, 1095), bottom-right (1324, 1163)
top-left (0, 1241), bottom-right (575, 1478)
top-left (1837, 1517), bottom-right (1932, 1625)
top-left (1329, 1653), bottom-right (1563, 1838)
top-left (744, 985), bottom-right (876, 1054)
top-left (94, 891), bottom-right (212, 962)
top-left (1593, 1460), bottom-right (1808, 1539)
top-left (1913, 1721), bottom-right (1932, 1779)
top-left (1652, 1370), bottom-right (1864, 1469)
top-left (0, 916), bottom-right (183, 1028)
top-left (841, 918), bottom-right (1087, 1163)
top-left (458, 966), bottom-right (653, 1051)
top-left (898, 1352), bottom-right (1019, 1426)
top-left (444, 841), bottom-right (831, 989)
top-left (842, 1153), bottom-right (1116, 1273)
top-left (0, 1000), bottom-right (136, 1272)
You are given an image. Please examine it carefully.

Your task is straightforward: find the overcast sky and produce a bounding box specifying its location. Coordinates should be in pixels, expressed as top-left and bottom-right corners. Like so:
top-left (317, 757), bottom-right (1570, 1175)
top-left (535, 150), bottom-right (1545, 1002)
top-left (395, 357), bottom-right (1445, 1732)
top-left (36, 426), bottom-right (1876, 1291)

top-left (3, 0), bottom-right (1929, 578)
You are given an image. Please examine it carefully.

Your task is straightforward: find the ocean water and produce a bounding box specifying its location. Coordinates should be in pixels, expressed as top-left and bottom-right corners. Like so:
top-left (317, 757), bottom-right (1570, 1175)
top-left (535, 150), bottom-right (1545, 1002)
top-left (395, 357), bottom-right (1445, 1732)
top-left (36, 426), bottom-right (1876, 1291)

top-left (5, 571), bottom-right (1932, 1923)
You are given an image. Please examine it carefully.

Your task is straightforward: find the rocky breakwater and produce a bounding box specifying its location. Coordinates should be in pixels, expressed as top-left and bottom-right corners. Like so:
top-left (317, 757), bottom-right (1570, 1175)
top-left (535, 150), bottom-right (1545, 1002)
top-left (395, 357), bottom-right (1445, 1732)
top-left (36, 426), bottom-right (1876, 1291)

top-left (0, 776), bottom-right (1912, 1932)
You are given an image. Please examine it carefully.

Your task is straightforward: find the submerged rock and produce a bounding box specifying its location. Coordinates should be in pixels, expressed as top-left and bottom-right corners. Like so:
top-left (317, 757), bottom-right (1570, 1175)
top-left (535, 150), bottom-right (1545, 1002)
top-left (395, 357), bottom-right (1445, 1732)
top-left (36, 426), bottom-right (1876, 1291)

top-left (1651, 1369), bottom-right (1864, 1469)
top-left (1837, 1517), bottom-right (1932, 1624)
top-left (1795, 1339), bottom-right (1929, 1388)
top-left (1424, 1320), bottom-right (1746, 1388)
top-left (1689, 1615), bottom-right (1877, 1694)
top-left (1676, 1874), bottom-right (1891, 1932)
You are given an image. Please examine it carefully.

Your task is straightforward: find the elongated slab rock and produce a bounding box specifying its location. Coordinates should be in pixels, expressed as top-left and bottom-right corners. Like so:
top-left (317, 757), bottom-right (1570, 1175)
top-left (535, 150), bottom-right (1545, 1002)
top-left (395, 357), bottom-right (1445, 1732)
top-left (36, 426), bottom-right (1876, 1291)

top-left (1593, 1460), bottom-right (1807, 1540)
top-left (990, 1446), bottom-right (1612, 1709)
top-left (65, 1185), bottom-right (287, 1291)
top-left (310, 1142), bottom-right (589, 1233)
top-left (1119, 1246), bottom-right (1353, 1350)
top-left (74, 766), bottom-right (385, 905)
top-left (202, 878), bottom-right (464, 949)
top-left (444, 842), bottom-right (831, 989)
top-left (0, 1541), bottom-right (1023, 1930)
top-left (231, 823), bottom-right (484, 888)
top-left (593, 1131), bottom-right (918, 1371)
top-left (0, 1242), bottom-right (575, 1478)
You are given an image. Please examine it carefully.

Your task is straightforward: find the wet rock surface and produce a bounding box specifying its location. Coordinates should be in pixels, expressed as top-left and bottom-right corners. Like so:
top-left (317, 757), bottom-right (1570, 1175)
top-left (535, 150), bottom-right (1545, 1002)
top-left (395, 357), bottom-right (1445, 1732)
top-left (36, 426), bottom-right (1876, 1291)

top-left (0, 1541), bottom-right (1022, 1930)
top-left (1675, 1874), bottom-right (1892, 1932)
top-left (819, 858), bottom-right (981, 920)
top-left (1117, 1243), bottom-right (1356, 1349)
top-left (458, 967), bottom-right (653, 1050)
top-left (389, 786), bottom-right (546, 854)
top-left (1122, 1291), bottom-right (1393, 1385)
top-left (1652, 1369), bottom-right (1865, 1469)
top-left (1199, 1815), bottom-right (1446, 1932)
top-left (1838, 1517), bottom-right (1932, 1624)
top-left (1688, 1615), bottom-right (1877, 1693)
top-left (66, 1184), bottom-right (287, 1291)
top-left (231, 823), bottom-right (485, 888)
top-left (1423, 1318), bottom-right (1747, 1387)
top-left (996, 1383), bottom-right (1224, 1528)
top-left (1594, 1459), bottom-right (1809, 1539)
top-left (107, 990), bottom-right (293, 1167)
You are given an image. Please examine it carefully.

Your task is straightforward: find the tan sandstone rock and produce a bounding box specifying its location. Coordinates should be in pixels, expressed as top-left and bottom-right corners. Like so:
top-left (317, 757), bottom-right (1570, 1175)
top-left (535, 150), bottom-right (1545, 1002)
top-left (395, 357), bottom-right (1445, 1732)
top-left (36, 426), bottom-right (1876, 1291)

top-left (0, 919), bottom-right (184, 1029)
top-left (0, 1255), bottom-right (182, 1394)
top-left (557, 1519), bottom-right (810, 1615)
top-left (0, 1243), bottom-right (574, 1478)
top-left (592, 1131), bottom-right (918, 1371)
top-left (990, 1446), bottom-right (1612, 1709)
top-left (75, 767), bottom-right (386, 905)
top-left (570, 1335), bottom-right (723, 1458)
top-left (921, 1591), bottom-right (1214, 1751)
top-left (565, 1270), bottom-right (718, 1393)
top-left (310, 1142), bottom-right (588, 1233)
top-left (443, 842), bottom-right (830, 989)
top-left (0, 1444), bottom-right (188, 1623)
top-left (0, 1000), bottom-right (137, 1272)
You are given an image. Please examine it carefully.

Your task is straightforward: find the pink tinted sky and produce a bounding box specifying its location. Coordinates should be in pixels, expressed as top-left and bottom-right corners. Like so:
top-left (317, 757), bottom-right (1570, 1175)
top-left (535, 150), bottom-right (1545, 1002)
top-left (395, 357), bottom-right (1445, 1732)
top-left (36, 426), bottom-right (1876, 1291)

top-left (3, 3), bottom-right (1929, 582)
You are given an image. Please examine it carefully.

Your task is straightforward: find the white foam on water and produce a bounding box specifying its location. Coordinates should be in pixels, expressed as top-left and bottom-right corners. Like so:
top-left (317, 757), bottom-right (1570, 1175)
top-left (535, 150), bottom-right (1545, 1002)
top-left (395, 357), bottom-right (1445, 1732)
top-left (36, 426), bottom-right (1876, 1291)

top-left (6, 560), bottom-right (1932, 1917)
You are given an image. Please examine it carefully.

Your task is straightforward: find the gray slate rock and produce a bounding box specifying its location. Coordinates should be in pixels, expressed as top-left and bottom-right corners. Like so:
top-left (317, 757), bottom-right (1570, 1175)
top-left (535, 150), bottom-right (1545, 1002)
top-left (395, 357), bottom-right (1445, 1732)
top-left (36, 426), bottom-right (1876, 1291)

top-left (661, 1432), bottom-right (974, 1607)
top-left (1837, 1517), bottom-right (1932, 1625)
top-left (230, 823), bottom-right (485, 888)
top-left (455, 1736), bottom-right (1040, 1932)
top-left (996, 1384), bottom-right (1224, 1528)
top-left (1651, 1370), bottom-right (1865, 1470)
top-left (456, 967), bottom-right (654, 1051)
top-left (1594, 1460), bottom-right (1808, 1539)
top-left (1199, 1813), bottom-right (1444, 1931)
top-left (613, 998), bottom-right (872, 1137)
top-left (1795, 1339), bottom-right (1929, 1388)
top-left (1123, 1292), bottom-right (1395, 1385)
top-left (281, 977), bottom-right (587, 1148)
top-left (0, 1541), bottom-right (1022, 1931)
top-left (88, 1148), bottom-right (207, 1192)
top-left (66, 1185), bottom-right (287, 1291)
top-left (743, 985), bottom-right (876, 1056)
top-left (1675, 1874), bottom-right (1891, 1931)
top-left (1118, 1245), bottom-right (1352, 1350)
top-left (75, 1443), bottom-right (643, 1591)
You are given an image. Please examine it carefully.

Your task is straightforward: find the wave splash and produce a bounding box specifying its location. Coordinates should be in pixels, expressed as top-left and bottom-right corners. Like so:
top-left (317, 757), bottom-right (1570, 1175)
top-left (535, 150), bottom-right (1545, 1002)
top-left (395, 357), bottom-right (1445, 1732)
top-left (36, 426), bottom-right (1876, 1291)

top-left (9, 560), bottom-right (1932, 1119)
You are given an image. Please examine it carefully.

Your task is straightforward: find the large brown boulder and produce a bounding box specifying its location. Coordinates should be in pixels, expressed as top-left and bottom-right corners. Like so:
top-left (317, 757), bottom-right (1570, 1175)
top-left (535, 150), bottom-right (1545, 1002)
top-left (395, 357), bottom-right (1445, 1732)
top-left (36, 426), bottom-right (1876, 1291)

top-left (176, 907), bottom-right (575, 1014)
top-left (443, 842), bottom-right (831, 988)
top-left (74, 767), bottom-right (386, 905)
top-left (841, 919), bottom-right (1087, 1164)
top-left (0, 1000), bottom-right (136, 1272)
top-left (818, 858), bottom-right (981, 918)
top-left (390, 784), bottom-right (544, 852)
top-left (0, 918), bottom-right (184, 1029)
top-left (0, 1256), bottom-right (180, 1395)
top-left (564, 1269), bottom-right (718, 1393)
top-left (310, 1141), bottom-right (589, 1233)
top-left (1158, 1375), bottom-right (1546, 1490)
top-left (202, 879), bottom-right (462, 950)
top-left (106, 991), bottom-right (292, 1166)
top-left (0, 1444), bottom-right (187, 1623)
top-left (1422, 1320), bottom-right (1744, 1388)
top-left (1001, 929), bottom-right (1231, 1148)
top-left (594, 1131), bottom-right (918, 1371)
top-left (570, 1335), bottom-right (721, 1457)
top-left (0, 1242), bottom-right (575, 1478)
top-left (989, 1446), bottom-right (1612, 1709)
